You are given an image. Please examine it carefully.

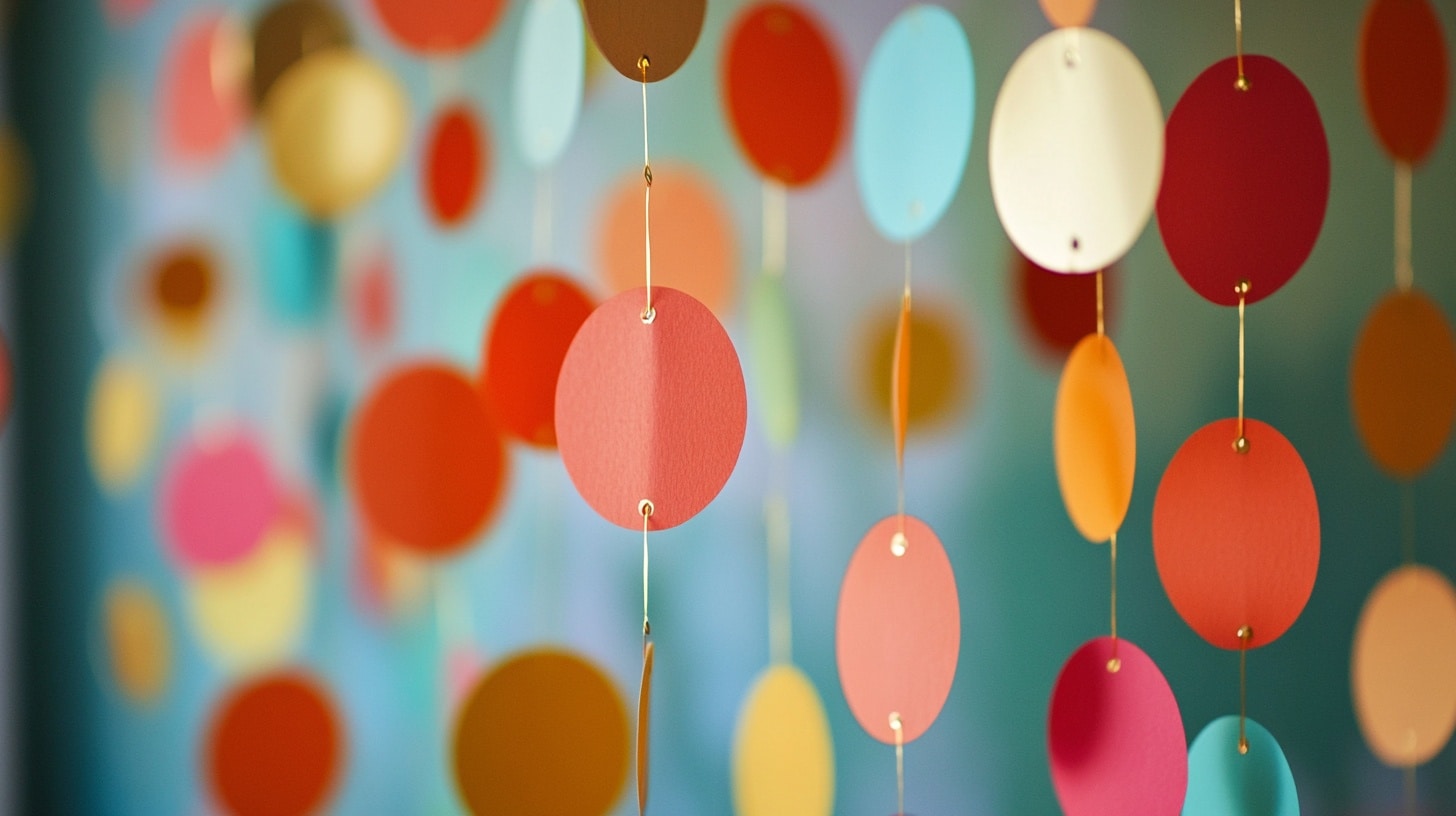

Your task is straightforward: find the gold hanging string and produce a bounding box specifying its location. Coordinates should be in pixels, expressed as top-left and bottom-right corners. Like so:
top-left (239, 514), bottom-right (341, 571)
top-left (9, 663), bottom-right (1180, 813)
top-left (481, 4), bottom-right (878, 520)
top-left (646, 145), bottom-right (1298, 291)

top-left (1395, 161), bottom-right (1413, 292)
top-left (890, 712), bottom-right (905, 816)
top-left (639, 57), bottom-right (655, 323)
top-left (1096, 269), bottom-right (1105, 337)
top-left (1107, 532), bottom-right (1121, 672)
top-left (763, 180), bottom-right (787, 277)
top-left (894, 242), bottom-right (913, 538)
top-left (639, 500), bottom-right (653, 638)
top-left (766, 492), bottom-right (792, 665)
top-left (1238, 625), bottom-right (1253, 754)
top-left (1234, 280), bottom-right (1251, 454)
top-left (1234, 0), bottom-right (1249, 90)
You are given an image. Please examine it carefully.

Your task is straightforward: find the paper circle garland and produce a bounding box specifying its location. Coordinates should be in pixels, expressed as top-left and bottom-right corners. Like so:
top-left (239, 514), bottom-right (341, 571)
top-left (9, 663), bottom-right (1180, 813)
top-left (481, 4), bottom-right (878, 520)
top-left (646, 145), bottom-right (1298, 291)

top-left (1358, 0), bottom-right (1449, 165)
top-left (837, 514), bottom-right (960, 744)
top-left (159, 428), bottom-right (281, 570)
top-left (367, 0), bottom-right (506, 55)
top-left (512, 0), bottom-right (585, 169)
top-left (142, 242), bottom-right (219, 349)
top-left (348, 362), bottom-right (508, 556)
top-left (1040, 0), bottom-right (1096, 28)
top-left (1350, 289), bottom-right (1456, 480)
top-left (1153, 418), bottom-right (1320, 650)
top-left (423, 103), bottom-right (489, 228)
top-left (480, 271), bottom-right (596, 449)
top-left (1047, 637), bottom-right (1187, 816)
top-left (854, 4), bottom-right (974, 243)
top-left (1017, 253), bottom-right (1116, 359)
top-left (186, 525), bottom-right (312, 671)
top-left (989, 28), bottom-right (1163, 274)
top-left (733, 664), bottom-right (835, 816)
top-left (722, 2), bottom-right (846, 187)
top-left (260, 198), bottom-right (334, 324)
top-left (860, 301), bottom-right (970, 433)
top-left (556, 287), bottom-right (746, 530)
top-left (583, 0), bottom-right (706, 83)
top-left (1158, 55), bottom-right (1330, 306)
top-left (1351, 564), bottom-right (1456, 767)
top-left (251, 0), bottom-right (353, 108)
top-left (104, 578), bottom-right (171, 705)
top-left (452, 650), bottom-right (629, 816)
top-left (746, 273), bottom-right (800, 450)
top-left (86, 354), bottom-right (161, 493)
top-left (1183, 716), bottom-right (1299, 816)
top-left (1055, 334), bottom-right (1135, 543)
top-left (158, 11), bottom-right (248, 166)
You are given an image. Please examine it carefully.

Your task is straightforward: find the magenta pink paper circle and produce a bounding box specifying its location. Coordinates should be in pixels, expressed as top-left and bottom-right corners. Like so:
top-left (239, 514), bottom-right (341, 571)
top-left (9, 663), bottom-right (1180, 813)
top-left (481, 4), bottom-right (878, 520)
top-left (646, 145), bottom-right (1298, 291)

top-left (160, 430), bottom-right (281, 570)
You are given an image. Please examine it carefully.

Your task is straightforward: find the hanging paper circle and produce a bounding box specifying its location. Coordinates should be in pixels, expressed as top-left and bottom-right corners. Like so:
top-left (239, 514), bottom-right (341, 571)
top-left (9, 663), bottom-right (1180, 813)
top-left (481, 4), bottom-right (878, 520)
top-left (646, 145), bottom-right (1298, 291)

top-left (582, 0), bottom-right (706, 83)
top-left (424, 103), bottom-right (489, 228)
top-left (854, 4), bottom-right (974, 243)
top-left (0, 127), bottom-right (26, 248)
top-left (513, 0), bottom-right (585, 168)
top-left (480, 271), bottom-right (596, 448)
top-left (104, 578), bottom-right (171, 706)
top-left (367, 0), bottom-right (506, 55)
top-left (837, 514), bottom-right (960, 744)
top-left (260, 199), bottom-right (334, 324)
top-left (733, 664), bottom-right (835, 816)
top-left (1048, 637), bottom-right (1187, 816)
top-left (989, 28), bottom-right (1163, 274)
top-left (1358, 0), bottom-right (1449, 165)
top-left (158, 11), bottom-right (249, 167)
top-left (187, 525), bottom-right (312, 671)
top-left (1153, 418), bottom-right (1320, 650)
top-left (452, 649), bottom-right (629, 816)
top-left (596, 163), bottom-right (736, 316)
top-left (637, 641), bottom-right (654, 810)
top-left (141, 242), bottom-right (219, 349)
top-left (556, 287), bottom-right (746, 529)
top-left (160, 428), bottom-right (281, 570)
top-left (348, 362), bottom-right (507, 556)
top-left (86, 354), bottom-right (161, 493)
top-left (1017, 252), bottom-right (1117, 360)
top-left (1183, 716), bottom-right (1299, 816)
top-left (205, 671), bottom-right (343, 816)
top-left (251, 0), bottom-right (353, 108)
top-left (1351, 564), bottom-right (1456, 767)
top-left (746, 273), bottom-right (800, 450)
top-left (262, 48), bottom-right (408, 219)
top-left (1055, 334), bottom-right (1135, 543)
top-left (860, 300), bottom-right (970, 433)
top-left (1040, 0), bottom-right (1096, 27)
top-left (1350, 289), bottom-right (1456, 480)
top-left (722, 2), bottom-right (846, 187)
top-left (346, 243), bottom-right (395, 350)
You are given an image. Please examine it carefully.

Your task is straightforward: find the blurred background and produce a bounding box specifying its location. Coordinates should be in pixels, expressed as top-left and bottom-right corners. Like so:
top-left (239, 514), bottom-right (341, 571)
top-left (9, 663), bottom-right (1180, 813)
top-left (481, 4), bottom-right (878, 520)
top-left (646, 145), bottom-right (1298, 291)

top-left (3, 0), bottom-right (1456, 813)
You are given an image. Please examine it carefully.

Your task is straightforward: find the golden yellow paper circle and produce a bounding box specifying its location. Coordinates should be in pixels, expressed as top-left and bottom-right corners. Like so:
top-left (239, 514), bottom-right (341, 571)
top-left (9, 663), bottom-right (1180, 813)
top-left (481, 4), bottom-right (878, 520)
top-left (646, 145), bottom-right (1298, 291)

top-left (86, 355), bottom-right (161, 493)
top-left (733, 664), bottom-right (835, 816)
top-left (1054, 334), bottom-right (1135, 542)
top-left (1352, 564), bottom-right (1456, 767)
top-left (262, 48), bottom-right (407, 219)
top-left (187, 525), bottom-right (312, 672)
top-left (104, 578), bottom-right (171, 706)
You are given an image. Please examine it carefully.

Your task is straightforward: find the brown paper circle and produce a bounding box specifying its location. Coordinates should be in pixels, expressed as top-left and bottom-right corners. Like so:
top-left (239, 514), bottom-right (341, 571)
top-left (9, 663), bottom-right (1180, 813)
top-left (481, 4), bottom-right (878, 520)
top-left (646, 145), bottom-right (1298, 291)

top-left (251, 0), bottom-right (352, 108)
top-left (583, 0), bottom-right (706, 83)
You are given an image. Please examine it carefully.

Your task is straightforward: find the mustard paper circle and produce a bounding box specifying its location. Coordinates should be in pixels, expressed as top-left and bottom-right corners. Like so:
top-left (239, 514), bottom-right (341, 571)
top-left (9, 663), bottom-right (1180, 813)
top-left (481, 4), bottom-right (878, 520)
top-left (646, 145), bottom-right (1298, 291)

top-left (262, 48), bottom-right (408, 219)
top-left (1054, 334), bottom-right (1135, 542)
top-left (104, 578), bottom-right (171, 705)
top-left (186, 526), bottom-right (312, 672)
top-left (733, 664), bottom-right (835, 816)
top-left (1352, 564), bottom-right (1456, 767)
top-left (87, 355), bottom-right (161, 493)
top-left (0, 126), bottom-right (30, 247)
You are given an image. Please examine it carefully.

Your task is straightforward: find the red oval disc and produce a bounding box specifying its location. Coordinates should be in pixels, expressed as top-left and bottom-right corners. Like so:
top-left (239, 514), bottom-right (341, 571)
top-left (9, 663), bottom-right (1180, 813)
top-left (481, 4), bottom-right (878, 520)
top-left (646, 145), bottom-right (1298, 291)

top-left (425, 104), bottom-right (489, 228)
top-left (722, 2), bottom-right (846, 186)
top-left (367, 0), bottom-right (506, 54)
top-left (1157, 56), bottom-right (1330, 306)
top-left (1153, 418), bottom-right (1320, 649)
top-left (555, 287), bottom-right (746, 530)
top-left (837, 514), bottom-right (960, 744)
top-left (1016, 250), bottom-right (1117, 361)
top-left (481, 271), bottom-right (596, 449)
top-left (1359, 0), bottom-right (1449, 165)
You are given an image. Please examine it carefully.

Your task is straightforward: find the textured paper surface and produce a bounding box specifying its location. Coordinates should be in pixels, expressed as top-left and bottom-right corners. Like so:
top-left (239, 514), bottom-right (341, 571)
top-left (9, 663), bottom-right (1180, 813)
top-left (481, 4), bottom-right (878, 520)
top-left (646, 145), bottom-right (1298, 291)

top-left (1055, 334), bottom-right (1135, 542)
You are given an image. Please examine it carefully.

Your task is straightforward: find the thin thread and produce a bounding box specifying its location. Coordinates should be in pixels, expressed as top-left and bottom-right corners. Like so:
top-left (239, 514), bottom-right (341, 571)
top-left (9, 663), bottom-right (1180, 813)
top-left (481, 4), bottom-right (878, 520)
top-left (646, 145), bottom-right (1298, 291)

top-left (533, 169), bottom-right (553, 264)
top-left (895, 243), bottom-right (912, 533)
top-left (1108, 531), bottom-right (1120, 672)
top-left (1402, 484), bottom-right (1416, 565)
top-left (1234, 0), bottom-right (1248, 90)
top-left (1096, 269), bottom-right (1105, 337)
top-left (641, 501), bottom-right (653, 637)
top-left (1396, 162), bottom-right (1413, 292)
top-left (893, 715), bottom-right (905, 816)
top-left (1238, 625), bottom-right (1252, 754)
top-left (1236, 281), bottom-right (1250, 451)
top-left (763, 180), bottom-right (787, 276)
top-left (640, 60), bottom-right (654, 320)
top-left (766, 491), bottom-right (792, 665)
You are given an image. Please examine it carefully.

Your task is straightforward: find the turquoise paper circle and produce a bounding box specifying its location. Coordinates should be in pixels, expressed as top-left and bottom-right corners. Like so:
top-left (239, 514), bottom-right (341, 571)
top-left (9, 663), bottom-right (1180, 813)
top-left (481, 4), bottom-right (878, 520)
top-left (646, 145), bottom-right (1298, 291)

top-left (260, 199), bottom-right (334, 324)
top-left (512, 0), bottom-right (585, 168)
top-left (1185, 716), bottom-right (1300, 816)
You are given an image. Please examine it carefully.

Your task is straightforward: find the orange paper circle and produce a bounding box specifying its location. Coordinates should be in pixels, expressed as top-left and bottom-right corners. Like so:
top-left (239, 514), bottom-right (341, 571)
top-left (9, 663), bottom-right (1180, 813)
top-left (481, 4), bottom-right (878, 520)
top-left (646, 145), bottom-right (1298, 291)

top-left (1040, 0), bottom-right (1096, 27)
top-left (424, 103), bottom-right (489, 228)
top-left (1055, 334), bottom-right (1135, 543)
top-left (1358, 0), bottom-right (1449, 165)
top-left (367, 0), bottom-right (506, 54)
top-left (1352, 564), bottom-right (1456, 767)
top-left (142, 242), bottom-right (219, 349)
top-left (596, 163), bottom-right (736, 316)
top-left (348, 362), bottom-right (507, 556)
top-left (205, 672), bottom-right (343, 816)
top-left (452, 649), bottom-right (629, 816)
top-left (837, 514), bottom-right (960, 744)
top-left (556, 287), bottom-right (746, 530)
top-left (1153, 418), bottom-right (1320, 649)
top-left (104, 578), bottom-right (171, 706)
top-left (859, 300), bottom-right (970, 433)
top-left (480, 271), bottom-right (596, 448)
top-left (1350, 289), bottom-right (1456, 480)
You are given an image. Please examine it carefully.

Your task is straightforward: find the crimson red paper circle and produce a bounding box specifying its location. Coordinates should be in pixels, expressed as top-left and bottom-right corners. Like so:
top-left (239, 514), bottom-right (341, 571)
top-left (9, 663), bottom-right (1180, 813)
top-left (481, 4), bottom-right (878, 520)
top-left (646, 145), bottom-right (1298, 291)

top-left (1016, 251), bottom-right (1117, 361)
top-left (722, 3), bottom-right (846, 186)
top-left (1158, 56), bottom-right (1330, 306)
top-left (480, 271), bottom-right (596, 449)
top-left (837, 514), bottom-right (960, 744)
top-left (367, 0), bottom-right (506, 54)
top-left (555, 287), bottom-right (746, 530)
top-left (424, 104), bottom-right (489, 228)
top-left (1153, 418), bottom-right (1320, 649)
top-left (1359, 0), bottom-right (1449, 164)
top-left (1048, 637), bottom-right (1188, 816)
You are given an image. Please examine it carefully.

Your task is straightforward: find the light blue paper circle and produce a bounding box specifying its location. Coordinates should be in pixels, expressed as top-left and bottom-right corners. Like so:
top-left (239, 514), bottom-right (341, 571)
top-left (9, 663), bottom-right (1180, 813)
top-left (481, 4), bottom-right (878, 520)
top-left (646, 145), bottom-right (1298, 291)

top-left (1185, 716), bottom-right (1300, 816)
top-left (512, 0), bottom-right (585, 168)
top-left (260, 199), bottom-right (334, 325)
top-left (853, 4), bottom-right (974, 242)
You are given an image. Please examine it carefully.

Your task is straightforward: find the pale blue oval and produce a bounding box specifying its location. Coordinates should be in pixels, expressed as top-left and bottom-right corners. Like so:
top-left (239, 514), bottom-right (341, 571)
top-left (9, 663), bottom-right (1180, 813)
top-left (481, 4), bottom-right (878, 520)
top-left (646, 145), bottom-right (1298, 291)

top-left (511, 0), bottom-right (585, 168)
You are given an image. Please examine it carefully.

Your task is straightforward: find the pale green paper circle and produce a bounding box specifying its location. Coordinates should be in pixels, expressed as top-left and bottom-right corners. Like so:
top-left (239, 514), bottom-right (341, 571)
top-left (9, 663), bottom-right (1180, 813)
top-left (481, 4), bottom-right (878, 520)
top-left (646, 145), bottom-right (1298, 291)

top-left (512, 0), bottom-right (585, 168)
top-left (747, 274), bottom-right (799, 450)
top-left (1184, 716), bottom-right (1299, 816)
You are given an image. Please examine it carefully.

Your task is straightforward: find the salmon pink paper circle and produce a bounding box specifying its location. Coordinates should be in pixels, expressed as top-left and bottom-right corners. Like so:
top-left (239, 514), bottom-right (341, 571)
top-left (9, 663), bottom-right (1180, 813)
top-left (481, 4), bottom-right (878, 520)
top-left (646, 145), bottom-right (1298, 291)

top-left (836, 514), bottom-right (960, 744)
top-left (1153, 418), bottom-right (1320, 649)
top-left (555, 287), bottom-right (746, 530)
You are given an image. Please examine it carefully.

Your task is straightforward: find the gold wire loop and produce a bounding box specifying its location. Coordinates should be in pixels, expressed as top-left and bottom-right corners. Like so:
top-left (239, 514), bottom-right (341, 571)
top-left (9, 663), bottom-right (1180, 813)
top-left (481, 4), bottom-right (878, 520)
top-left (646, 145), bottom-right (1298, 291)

top-left (1106, 532), bottom-right (1121, 673)
top-left (640, 500), bottom-right (654, 636)
top-left (1233, 0), bottom-right (1249, 91)
top-left (1237, 625), bottom-right (1253, 754)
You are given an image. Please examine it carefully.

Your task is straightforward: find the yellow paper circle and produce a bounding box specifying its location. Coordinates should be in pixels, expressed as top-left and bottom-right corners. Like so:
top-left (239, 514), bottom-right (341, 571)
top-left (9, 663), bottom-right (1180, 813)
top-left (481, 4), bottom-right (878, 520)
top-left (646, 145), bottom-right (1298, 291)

top-left (104, 578), bottom-right (171, 705)
top-left (186, 525), bottom-right (312, 672)
top-left (87, 355), bottom-right (162, 493)
top-left (262, 48), bottom-right (408, 219)
top-left (1352, 564), bottom-right (1456, 767)
top-left (0, 126), bottom-right (30, 247)
top-left (1054, 334), bottom-right (1135, 542)
top-left (733, 664), bottom-right (835, 816)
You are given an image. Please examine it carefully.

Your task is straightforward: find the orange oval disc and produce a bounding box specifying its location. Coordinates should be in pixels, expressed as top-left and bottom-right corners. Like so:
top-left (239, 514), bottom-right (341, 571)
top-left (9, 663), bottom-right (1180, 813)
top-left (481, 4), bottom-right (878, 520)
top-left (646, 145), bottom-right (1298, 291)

top-left (836, 514), bottom-right (960, 744)
top-left (348, 362), bottom-right (507, 556)
top-left (1358, 0), bottom-right (1449, 165)
top-left (1350, 289), bottom-right (1456, 480)
top-left (424, 103), bottom-right (489, 228)
top-left (860, 298), bottom-right (970, 434)
top-left (1040, 0), bottom-right (1096, 27)
top-left (1153, 418), bottom-right (1319, 650)
top-left (1054, 334), bottom-right (1135, 543)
